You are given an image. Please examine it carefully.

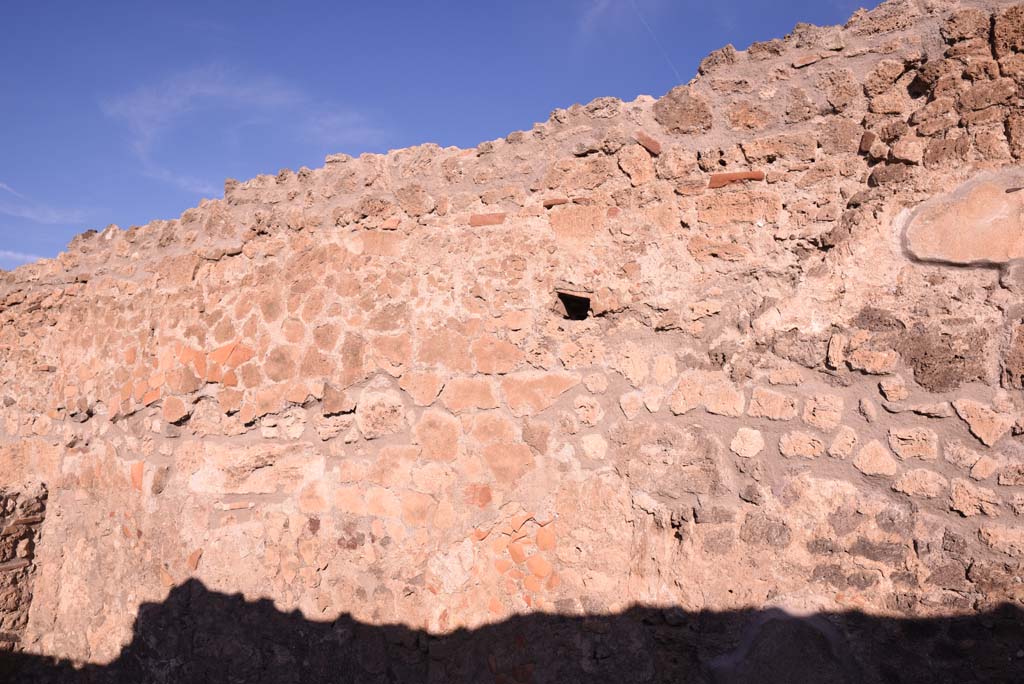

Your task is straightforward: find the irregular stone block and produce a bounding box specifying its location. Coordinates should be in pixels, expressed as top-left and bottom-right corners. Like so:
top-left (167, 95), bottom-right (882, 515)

top-left (980, 523), bottom-right (1024, 557)
top-left (730, 427), bottom-right (765, 458)
top-left (779, 431), bottom-right (825, 459)
top-left (892, 469), bottom-right (948, 498)
top-left (653, 85), bottom-right (712, 134)
top-left (355, 389), bottom-right (405, 439)
top-left (707, 170), bottom-right (765, 189)
top-left (852, 440), bottom-right (898, 477)
top-left (950, 479), bottom-right (1001, 517)
top-left (887, 427), bottom-right (939, 461)
top-left (500, 372), bottom-right (579, 417)
top-left (994, 4), bottom-right (1024, 58)
top-left (953, 399), bottom-right (1015, 447)
top-left (669, 370), bottom-right (745, 417)
top-left (905, 171), bottom-right (1024, 265)
top-left (748, 387), bottom-right (798, 421)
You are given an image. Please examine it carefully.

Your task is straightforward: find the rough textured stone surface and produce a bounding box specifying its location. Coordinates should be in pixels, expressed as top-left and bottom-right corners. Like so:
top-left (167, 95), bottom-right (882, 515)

top-left (951, 479), bottom-right (1002, 517)
top-left (653, 85), bottom-right (712, 134)
top-left (1005, 323), bottom-right (1024, 389)
top-left (888, 426), bottom-right (939, 460)
top-left (730, 427), bottom-right (765, 458)
top-left (853, 441), bottom-right (899, 477)
top-left (829, 426), bottom-right (859, 459)
top-left (802, 394), bottom-right (844, 431)
top-left (954, 399), bottom-right (1015, 446)
top-left (354, 389), bottom-right (405, 439)
top-left (748, 388), bottom-right (799, 421)
top-left (893, 469), bottom-right (949, 498)
top-left (669, 370), bottom-right (745, 416)
top-left (779, 431), bottom-right (825, 458)
top-left (905, 171), bottom-right (1024, 265)
top-left (3, 2), bottom-right (1024, 681)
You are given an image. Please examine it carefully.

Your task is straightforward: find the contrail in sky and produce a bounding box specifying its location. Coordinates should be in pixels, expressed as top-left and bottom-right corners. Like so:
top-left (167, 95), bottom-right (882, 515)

top-left (629, 0), bottom-right (683, 83)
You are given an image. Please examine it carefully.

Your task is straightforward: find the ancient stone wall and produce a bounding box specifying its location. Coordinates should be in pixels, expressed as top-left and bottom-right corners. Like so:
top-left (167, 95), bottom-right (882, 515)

top-left (1, 0), bottom-right (1024, 680)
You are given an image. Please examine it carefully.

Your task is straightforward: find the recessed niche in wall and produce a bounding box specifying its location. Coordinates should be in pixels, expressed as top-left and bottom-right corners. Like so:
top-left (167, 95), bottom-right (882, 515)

top-left (556, 291), bottom-right (591, 320)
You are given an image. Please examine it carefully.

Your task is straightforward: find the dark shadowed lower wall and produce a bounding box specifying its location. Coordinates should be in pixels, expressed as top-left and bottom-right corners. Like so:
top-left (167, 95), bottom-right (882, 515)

top-left (4, 579), bottom-right (1024, 683)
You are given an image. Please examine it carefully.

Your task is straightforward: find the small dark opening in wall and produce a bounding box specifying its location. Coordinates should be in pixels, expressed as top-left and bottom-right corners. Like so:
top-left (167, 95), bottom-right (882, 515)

top-left (557, 292), bottom-right (591, 320)
top-left (907, 74), bottom-right (930, 99)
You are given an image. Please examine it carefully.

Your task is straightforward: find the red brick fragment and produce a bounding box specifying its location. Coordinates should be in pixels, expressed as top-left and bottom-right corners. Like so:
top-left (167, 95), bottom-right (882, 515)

top-left (0, 558), bottom-right (30, 572)
top-left (469, 212), bottom-right (507, 227)
top-left (187, 548), bottom-right (203, 572)
top-left (166, 366), bottom-right (202, 394)
top-left (130, 461), bottom-right (144, 492)
top-left (225, 344), bottom-right (255, 369)
top-left (859, 131), bottom-right (878, 154)
top-left (237, 403), bottom-right (256, 424)
top-left (465, 483), bottom-right (492, 508)
top-left (209, 342), bottom-right (235, 366)
top-left (488, 597), bottom-right (503, 615)
top-left (162, 396), bottom-right (189, 423)
top-left (536, 526), bottom-right (556, 551)
top-left (159, 567), bottom-right (175, 588)
top-left (792, 54), bottom-right (822, 68)
top-left (526, 554), bottom-right (552, 578)
top-left (177, 344), bottom-right (199, 365)
top-left (632, 130), bottom-right (663, 156)
top-left (508, 541), bottom-right (528, 564)
top-left (219, 389), bottom-right (243, 414)
top-left (207, 364), bottom-right (224, 384)
top-left (707, 170), bottom-right (766, 189)
top-left (191, 353), bottom-right (208, 381)
top-left (542, 198), bottom-right (569, 209)
top-left (510, 513), bottom-right (534, 532)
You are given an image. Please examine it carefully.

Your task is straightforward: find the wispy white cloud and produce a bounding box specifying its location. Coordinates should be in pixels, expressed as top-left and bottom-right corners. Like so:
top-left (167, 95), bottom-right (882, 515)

top-left (103, 65), bottom-right (388, 196)
top-left (0, 201), bottom-right (88, 225)
top-left (102, 65), bottom-right (302, 196)
top-left (303, 111), bottom-right (388, 148)
top-left (0, 249), bottom-right (45, 266)
top-left (579, 0), bottom-right (613, 34)
top-left (0, 181), bottom-right (89, 225)
top-left (139, 163), bottom-right (221, 196)
top-left (578, 0), bottom-right (664, 34)
top-left (708, 2), bottom-right (738, 34)
top-left (627, 0), bottom-right (682, 82)
top-left (576, 0), bottom-right (681, 82)
top-left (0, 182), bottom-right (27, 200)
top-left (103, 65), bottom-right (301, 158)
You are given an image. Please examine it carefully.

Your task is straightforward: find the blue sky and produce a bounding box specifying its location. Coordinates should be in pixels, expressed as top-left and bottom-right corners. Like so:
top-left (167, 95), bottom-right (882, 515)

top-left (0, 0), bottom-right (866, 269)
